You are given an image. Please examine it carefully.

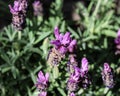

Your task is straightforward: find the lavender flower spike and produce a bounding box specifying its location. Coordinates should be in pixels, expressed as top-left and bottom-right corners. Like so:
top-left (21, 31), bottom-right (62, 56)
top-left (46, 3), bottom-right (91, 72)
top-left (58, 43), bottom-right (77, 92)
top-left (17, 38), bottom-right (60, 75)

top-left (33, 0), bottom-right (43, 16)
top-left (81, 57), bottom-right (88, 75)
top-left (67, 67), bottom-right (81, 91)
top-left (38, 91), bottom-right (47, 96)
top-left (101, 63), bottom-right (114, 88)
top-left (9, 0), bottom-right (28, 30)
top-left (51, 27), bottom-right (77, 54)
top-left (36, 71), bottom-right (49, 91)
top-left (80, 57), bottom-right (91, 89)
top-left (69, 92), bottom-right (75, 96)
top-left (9, 1), bottom-right (22, 14)
top-left (115, 29), bottom-right (120, 54)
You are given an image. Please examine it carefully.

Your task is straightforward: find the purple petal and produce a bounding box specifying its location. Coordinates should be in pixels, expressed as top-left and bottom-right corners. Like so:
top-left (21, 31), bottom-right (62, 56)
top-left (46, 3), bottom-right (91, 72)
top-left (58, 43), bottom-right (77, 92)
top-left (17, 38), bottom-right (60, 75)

top-left (69, 92), bottom-right (75, 96)
top-left (38, 91), bottom-right (47, 96)
top-left (59, 46), bottom-right (68, 54)
top-left (37, 71), bottom-right (45, 82)
top-left (104, 63), bottom-right (111, 73)
top-left (9, 5), bottom-right (15, 14)
top-left (54, 26), bottom-right (60, 39)
top-left (61, 32), bottom-right (71, 45)
top-left (72, 66), bottom-right (81, 81)
top-left (115, 29), bottom-right (120, 44)
top-left (81, 57), bottom-right (88, 73)
top-left (68, 39), bottom-right (77, 52)
top-left (117, 29), bottom-right (120, 37)
top-left (50, 40), bottom-right (61, 48)
top-left (59, 33), bottom-right (63, 41)
top-left (45, 73), bottom-right (49, 82)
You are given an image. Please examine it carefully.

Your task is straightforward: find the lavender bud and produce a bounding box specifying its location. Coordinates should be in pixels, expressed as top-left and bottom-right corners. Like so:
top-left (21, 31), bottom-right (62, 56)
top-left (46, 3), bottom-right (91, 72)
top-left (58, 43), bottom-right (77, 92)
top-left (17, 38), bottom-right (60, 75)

top-left (67, 67), bottom-right (80, 91)
top-left (115, 29), bottom-right (120, 55)
top-left (36, 71), bottom-right (49, 91)
top-left (33, 0), bottom-right (43, 16)
top-left (9, 0), bottom-right (28, 31)
top-left (67, 54), bottom-right (78, 73)
top-left (101, 63), bottom-right (115, 88)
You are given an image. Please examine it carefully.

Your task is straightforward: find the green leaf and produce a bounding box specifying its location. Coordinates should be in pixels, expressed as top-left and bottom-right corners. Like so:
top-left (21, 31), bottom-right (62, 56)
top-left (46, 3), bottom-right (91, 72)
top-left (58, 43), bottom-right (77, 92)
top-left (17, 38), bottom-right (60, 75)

top-left (53, 66), bottom-right (59, 79)
top-left (34, 31), bottom-right (51, 44)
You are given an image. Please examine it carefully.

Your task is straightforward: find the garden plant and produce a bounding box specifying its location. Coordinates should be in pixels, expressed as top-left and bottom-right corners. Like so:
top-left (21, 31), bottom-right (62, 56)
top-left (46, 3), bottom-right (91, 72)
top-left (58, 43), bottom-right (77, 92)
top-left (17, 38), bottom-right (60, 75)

top-left (0, 0), bottom-right (120, 96)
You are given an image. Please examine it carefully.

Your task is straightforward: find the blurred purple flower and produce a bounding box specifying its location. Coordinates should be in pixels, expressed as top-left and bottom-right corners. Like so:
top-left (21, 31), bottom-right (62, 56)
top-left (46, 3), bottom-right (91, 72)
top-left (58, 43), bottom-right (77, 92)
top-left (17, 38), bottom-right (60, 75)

top-left (115, 29), bottom-right (120, 54)
top-left (67, 67), bottom-right (80, 91)
top-left (9, 0), bottom-right (28, 30)
top-left (101, 63), bottom-right (114, 88)
top-left (38, 91), bottom-right (47, 96)
top-left (69, 92), bottom-right (75, 96)
top-left (103, 63), bottom-right (111, 74)
top-left (51, 27), bottom-right (77, 54)
top-left (33, 0), bottom-right (43, 16)
top-left (67, 54), bottom-right (78, 72)
top-left (115, 29), bottom-right (120, 44)
top-left (81, 57), bottom-right (88, 77)
top-left (36, 71), bottom-right (49, 91)
top-left (9, 0), bottom-right (28, 14)
top-left (80, 58), bottom-right (91, 88)
top-left (9, 1), bottom-right (22, 14)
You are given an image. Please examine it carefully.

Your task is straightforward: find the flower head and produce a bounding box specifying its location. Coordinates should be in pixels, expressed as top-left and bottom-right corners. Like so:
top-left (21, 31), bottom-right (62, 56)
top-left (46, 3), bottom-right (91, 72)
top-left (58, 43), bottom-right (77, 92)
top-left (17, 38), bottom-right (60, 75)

top-left (81, 57), bottom-right (88, 76)
top-left (67, 54), bottom-right (78, 72)
top-left (115, 29), bottom-right (120, 44)
top-left (51, 27), bottom-right (77, 54)
top-left (101, 63), bottom-right (114, 88)
top-left (67, 67), bottom-right (80, 91)
top-left (33, 0), bottom-right (43, 16)
top-left (9, 0), bottom-right (28, 30)
top-left (9, 0), bottom-right (28, 14)
top-left (115, 29), bottom-right (120, 54)
top-left (36, 71), bottom-right (49, 91)
top-left (103, 63), bottom-right (111, 74)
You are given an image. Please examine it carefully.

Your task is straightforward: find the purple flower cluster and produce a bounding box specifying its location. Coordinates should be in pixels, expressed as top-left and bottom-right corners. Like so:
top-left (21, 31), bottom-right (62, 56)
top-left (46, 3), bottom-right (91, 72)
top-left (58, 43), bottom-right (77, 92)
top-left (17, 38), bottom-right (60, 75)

top-left (51, 27), bottom-right (77, 54)
top-left (67, 58), bottom-right (91, 95)
top-left (33, 0), bottom-right (43, 16)
top-left (67, 54), bottom-right (78, 72)
top-left (47, 27), bottom-right (77, 66)
top-left (9, 0), bottom-right (28, 30)
top-left (101, 63), bottom-right (114, 88)
top-left (115, 29), bottom-right (120, 54)
top-left (36, 71), bottom-right (49, 96)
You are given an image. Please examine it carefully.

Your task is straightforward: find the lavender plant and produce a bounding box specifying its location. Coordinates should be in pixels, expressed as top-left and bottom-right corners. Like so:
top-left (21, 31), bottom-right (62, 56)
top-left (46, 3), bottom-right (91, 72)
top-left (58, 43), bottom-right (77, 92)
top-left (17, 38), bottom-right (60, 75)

top-left (0, 0), bottom-right (120, 96)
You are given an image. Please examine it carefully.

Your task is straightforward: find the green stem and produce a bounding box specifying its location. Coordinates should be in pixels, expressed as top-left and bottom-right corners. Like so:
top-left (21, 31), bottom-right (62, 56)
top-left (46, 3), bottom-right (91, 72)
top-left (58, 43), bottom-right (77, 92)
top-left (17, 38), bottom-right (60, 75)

top-left (18, 31), bottom-right (21, 40)
top-left (92, 0), bottom-right (101, 17)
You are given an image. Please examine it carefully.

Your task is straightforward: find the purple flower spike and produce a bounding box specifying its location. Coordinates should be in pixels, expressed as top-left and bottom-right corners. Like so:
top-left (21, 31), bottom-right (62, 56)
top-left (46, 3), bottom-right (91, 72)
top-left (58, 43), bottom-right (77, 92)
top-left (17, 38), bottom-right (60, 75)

top-left (51, 27), bottom-right (77, 54)
top-left (33, 0), bottom-right (43, 16)
top-left (38, 91), bottom-right (47, 96)
top-left (9, 0), bottom-right (28, 30)
top-left (115, 29), bottom-right (120, 44)
top-left (81, 57), bottom-right (88, 74)
top-left (9, 0), bottom-right (28, 14)
top-left (36, 71), bottom-right (49, 91)
top-left (101, 63), bottom-right (114, 88)
top-left (9, 1), bottom-right (22, 14)
top-left (115, 29), bottom-right (120, 54)
top-left (67, 67), bottom-right (80, 91)
top-left (104, 63), bottom-right (111, 74)
top-left (69, 92), bottom-right (75, 96)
